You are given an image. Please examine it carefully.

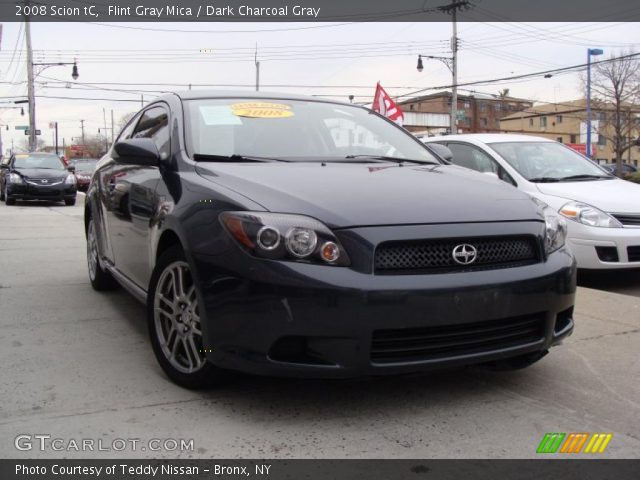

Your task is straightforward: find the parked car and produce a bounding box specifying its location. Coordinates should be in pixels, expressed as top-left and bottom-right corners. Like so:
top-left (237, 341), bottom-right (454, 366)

top-left (85, 92), bottom-right (575, 389)
top-left (423, 134), bottom-right (640, 269)
top-left (0, 152), bottom-right (77, 206)
top-left (601, 162), bottom-right (638, 176)
top-left (69, 158), bottom-right (100, 192)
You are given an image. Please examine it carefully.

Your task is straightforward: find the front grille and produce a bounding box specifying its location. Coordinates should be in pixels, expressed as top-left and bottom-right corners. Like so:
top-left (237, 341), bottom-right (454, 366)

top-left (628, 246), bottom-right (640, 262)
top-left (371, 313), bottom-right (546, 364)
top-left (374, 236), bottom-right (539, 274)
top-left (26, 178), bottom-right (63, 186)
top-left (612, 214), bottom-right (640, 227)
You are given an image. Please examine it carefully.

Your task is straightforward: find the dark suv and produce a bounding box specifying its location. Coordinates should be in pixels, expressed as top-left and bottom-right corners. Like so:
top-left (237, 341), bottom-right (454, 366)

top-left (0, 152), bottom-right (77, 205)
top-left (85, 92), bottom-right (576, 389)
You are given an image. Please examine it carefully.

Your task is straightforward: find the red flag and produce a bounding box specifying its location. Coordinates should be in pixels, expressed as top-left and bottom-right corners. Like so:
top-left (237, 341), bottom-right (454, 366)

top-left (372, 82), bottom-right (404, 126)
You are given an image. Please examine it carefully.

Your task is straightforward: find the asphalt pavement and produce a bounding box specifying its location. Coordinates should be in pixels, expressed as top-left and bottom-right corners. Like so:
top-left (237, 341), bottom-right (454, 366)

top-left (0, 197), bottom-right (639, 459)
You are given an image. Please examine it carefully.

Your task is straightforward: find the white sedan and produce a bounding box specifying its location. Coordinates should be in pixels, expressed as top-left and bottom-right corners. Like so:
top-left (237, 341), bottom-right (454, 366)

top-left (423, 134), bottom-right (640, 269)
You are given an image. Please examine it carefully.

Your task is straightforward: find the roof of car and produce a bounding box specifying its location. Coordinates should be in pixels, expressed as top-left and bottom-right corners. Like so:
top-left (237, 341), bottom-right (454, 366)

top-left (157, 90), bottom-right (355, 106)
top-left (422, 133), bottom-right (556, 144)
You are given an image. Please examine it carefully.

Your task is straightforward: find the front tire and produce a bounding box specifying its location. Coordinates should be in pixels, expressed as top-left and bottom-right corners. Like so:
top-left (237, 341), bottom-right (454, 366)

top-left (65, 198), bottom-right (76, 206)
top-left (86, 218), bottom-right (118, 291)
top-left (147, 246), bottom-right (223, 389)
top-left (4, 184), bottom-right (15, 205)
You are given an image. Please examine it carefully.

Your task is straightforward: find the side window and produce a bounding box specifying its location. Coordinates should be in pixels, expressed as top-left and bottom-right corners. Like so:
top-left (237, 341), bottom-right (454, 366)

top-left (116, 113), bottom-right (141, 143)
top-left (448, 143), bottom-right (516, 186)
top-left (132, 106), bottom-right (170, 159)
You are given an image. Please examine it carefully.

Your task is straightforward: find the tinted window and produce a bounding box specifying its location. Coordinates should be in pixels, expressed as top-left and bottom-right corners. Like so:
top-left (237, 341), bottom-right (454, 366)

top-left (447, 143), bottom-right (516, 186)
top-left (132, 106), bottom-right (170, 158)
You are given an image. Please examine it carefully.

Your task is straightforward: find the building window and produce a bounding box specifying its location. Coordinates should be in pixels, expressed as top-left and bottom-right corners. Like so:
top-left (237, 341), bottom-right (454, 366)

top-left (556, 115), bottom-right (563, 123)
top-left (463, 101), bottom-right (471, 109)
top-left (570, 134), bottom-right (576, 143)
top-left (494, 103), bottom-right (502, 112)
top-left (598, 135), bottom-right (607, 146)
top-left (529, 118), bottom-right (534, 127)
top-left (479, 102), bottom-right (487, 112)
top-left (481, 118), bottom-right (488, 127)
top-left (557, 137), bottom-right (563, 143)
top-left (410, 104), bottom-right (414, 110)
top-left (599, 112), bottom-right (607, 122)
top-left (540, 117), bottom-right (547, 128)
top-left (463, 117), bottom-right (472, 127)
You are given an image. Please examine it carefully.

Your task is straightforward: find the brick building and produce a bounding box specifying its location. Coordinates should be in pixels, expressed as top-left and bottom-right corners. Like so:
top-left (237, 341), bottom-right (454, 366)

top-left (398, 91), bottom-right (533, 135)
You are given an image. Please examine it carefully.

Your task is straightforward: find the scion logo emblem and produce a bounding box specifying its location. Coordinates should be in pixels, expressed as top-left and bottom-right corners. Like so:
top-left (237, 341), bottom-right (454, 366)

top-left (452, 244), bottom-right (478, 265)
top-left (42, 179), bottom-right (48, 184)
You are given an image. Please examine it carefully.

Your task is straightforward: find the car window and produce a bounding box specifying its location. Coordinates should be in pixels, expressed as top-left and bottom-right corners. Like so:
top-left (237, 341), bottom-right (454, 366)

top-left (12, 153), bottom-right (65, 171)
top-left (489, 142), bottom-right (611, 181)
top-left (116, 113), bottom-right (141, 143)
top-left (183, 98), bottom-right (440, 163)
top-left (132, 105), bottom-right (170, 159)
top-left (446, 142), bottom-right (517, 185)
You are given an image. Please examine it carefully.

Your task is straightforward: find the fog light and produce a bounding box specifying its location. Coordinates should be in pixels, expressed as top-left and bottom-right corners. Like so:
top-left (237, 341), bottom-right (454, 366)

top-left (320, 241), bottom-right (340, 263)
top-left (257, 226), bottom-right (280, 250)
top-left (285, 227), bottom-right (317, 258)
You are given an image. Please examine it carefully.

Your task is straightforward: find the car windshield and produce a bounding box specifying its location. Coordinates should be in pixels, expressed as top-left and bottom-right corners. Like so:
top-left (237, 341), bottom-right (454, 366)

top-left (13, 153), bottom-right (65, 170)
top-left (184, 98), bottom-right (440, 164)
top-left (488, 141), bottom-right (612, 182)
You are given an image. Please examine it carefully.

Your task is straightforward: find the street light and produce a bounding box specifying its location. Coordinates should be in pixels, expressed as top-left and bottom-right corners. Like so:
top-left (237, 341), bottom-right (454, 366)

top-left (586, 48), bottom-right (604, 158)
top-left (417, 54), bottom-right (457, 133)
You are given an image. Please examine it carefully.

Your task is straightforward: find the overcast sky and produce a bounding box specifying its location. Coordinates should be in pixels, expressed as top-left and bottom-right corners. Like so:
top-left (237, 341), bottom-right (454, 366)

top-left (0, 21), bottom-right (638, 153)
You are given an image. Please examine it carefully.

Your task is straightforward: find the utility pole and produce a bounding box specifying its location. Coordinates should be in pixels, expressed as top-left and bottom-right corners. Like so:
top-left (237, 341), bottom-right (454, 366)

top-left (25, 16), bottom-right (37, 151)
top-left (451, 7), bottom-right (458, 134)
top-left (255, 43), bottom-right (260, 92)
top-left (103, 108), bottom-right (108, 152)
top-left (437, 1), bottom-right (470, 135)
top-left (80, 119), bottom-right (85, 145)
top-left (54, 121), bottom-right (58, 155)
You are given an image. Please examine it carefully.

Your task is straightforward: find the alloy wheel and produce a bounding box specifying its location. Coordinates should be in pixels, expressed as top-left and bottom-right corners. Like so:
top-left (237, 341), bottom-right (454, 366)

top-left (153, 261), bottom-right (205, 374)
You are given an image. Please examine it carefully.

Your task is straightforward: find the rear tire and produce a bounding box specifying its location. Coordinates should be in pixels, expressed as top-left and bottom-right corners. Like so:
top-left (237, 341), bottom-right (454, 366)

top-left (86, 218), bottom-right (118, 291)
top-left (147, 245), bottom-right (224, 389)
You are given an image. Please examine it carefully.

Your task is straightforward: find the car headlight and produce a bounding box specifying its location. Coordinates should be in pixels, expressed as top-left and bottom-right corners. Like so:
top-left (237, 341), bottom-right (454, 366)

top-left (64, 174), bottom-right (76, 185)
top-left (543, 206), bottom-right (568, 255)
top-left (220, 211), bottom-right (350, 266)
top-left (559, 201), bottom-right (622, 228)
top-left (9, 173), bottom-right (23, 184)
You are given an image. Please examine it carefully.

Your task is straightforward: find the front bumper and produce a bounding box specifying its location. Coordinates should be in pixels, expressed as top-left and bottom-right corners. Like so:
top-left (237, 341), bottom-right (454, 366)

top-left (7, 182), bottom-right (77, 201)
top-left (192, 237), bottom-right (576, 378)
top-left (566, 221), bottom-right (640, 269)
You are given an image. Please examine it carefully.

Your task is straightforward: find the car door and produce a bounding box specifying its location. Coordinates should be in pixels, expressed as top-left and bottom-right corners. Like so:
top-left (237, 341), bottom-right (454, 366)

top-left (105, 104), bottom-right (170, 288)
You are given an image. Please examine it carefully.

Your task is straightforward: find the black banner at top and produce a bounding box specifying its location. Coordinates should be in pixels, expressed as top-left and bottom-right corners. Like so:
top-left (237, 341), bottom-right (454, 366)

top-left (3, 0), bottom-right (640, 22)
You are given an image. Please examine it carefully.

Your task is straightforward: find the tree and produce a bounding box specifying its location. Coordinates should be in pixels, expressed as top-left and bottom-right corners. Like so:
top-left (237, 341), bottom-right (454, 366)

top-left (586, 53), bottom-right (640, 175)
top-left (498, 88), bottom-right (510, 99)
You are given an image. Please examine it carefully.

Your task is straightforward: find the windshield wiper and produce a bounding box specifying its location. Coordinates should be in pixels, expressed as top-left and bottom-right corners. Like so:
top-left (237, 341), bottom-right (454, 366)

top-left (193, 154), bottom-right (285, 163)
top-left (344, 154), bottom-right (438, 165)
top-left (557, 174), bottom-right (613, 181)
top-left (528, 177), bottom-right (561, 183)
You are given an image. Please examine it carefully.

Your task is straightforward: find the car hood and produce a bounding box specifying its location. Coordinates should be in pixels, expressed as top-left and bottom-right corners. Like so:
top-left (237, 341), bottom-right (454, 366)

top-left (196, 162), bottom-right (541, 228)
top-left (13, 168), bottom-right (67, 180)
top-left (535, 178), bottom-right (640, 214)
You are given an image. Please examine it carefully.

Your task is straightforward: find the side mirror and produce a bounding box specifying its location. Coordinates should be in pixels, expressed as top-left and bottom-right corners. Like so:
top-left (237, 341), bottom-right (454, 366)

top-left (483, 171), bottom-right (499, 179)
top-left (114, 138), bottom-right (160, 166)
top-left (426, 143), bottom-right (454, 163)
top-left (67, 165), bottom-right (76, 173)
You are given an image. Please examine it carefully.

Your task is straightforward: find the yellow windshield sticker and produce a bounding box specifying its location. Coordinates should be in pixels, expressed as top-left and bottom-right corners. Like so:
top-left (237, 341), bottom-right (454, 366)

top-left (231, 102), bottom-right (294, 119)
top-left (15, 154), bottom-right (28, 158)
